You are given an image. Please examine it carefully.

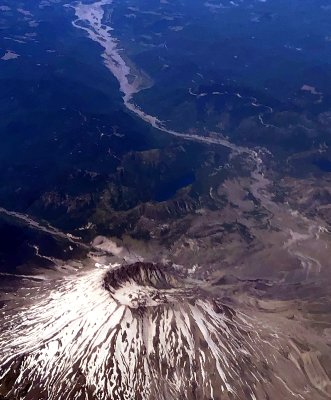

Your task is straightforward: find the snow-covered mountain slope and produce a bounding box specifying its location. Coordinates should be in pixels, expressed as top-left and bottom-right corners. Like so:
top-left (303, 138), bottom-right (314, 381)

top-left (0, 262), bottom-right (328, 400)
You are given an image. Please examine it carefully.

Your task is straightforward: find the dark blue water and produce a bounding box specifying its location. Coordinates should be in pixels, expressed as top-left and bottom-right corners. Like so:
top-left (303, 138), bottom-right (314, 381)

top-left (313, 159), bottom-right (331, 172)
top-left (155, 172), bottom-right (195, 202)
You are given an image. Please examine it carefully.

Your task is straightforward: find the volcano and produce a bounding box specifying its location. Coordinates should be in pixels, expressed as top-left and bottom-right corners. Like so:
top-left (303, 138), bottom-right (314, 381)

top-left (0, 262), bottom-right (327, 400)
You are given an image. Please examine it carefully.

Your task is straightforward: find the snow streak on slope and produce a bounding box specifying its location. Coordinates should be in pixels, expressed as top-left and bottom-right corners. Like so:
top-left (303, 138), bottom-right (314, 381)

top-left (0, 262), bottom-right (313, 400)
